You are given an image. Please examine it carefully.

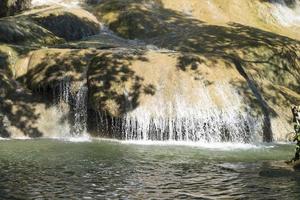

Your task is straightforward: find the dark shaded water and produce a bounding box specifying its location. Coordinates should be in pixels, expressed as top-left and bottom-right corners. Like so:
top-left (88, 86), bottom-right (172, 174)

top-left (0, 139), bottom-right (300, 199)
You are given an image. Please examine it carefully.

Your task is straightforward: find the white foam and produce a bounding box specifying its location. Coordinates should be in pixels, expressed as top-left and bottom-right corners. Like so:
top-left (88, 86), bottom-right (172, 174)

top-left (0, 136), bottom-right (282, 150)
top-left (64, 135), bottom-right (92, 142)
top-left (47, 80), bottom-right (89, 140)
top-left (50, 134), bottom-right (92, 142)
top-left (271, 0), bottom-right (300, 27)
top-left (98, 82), bottom-right (263, 143)
top-left (31, 0), bottom-right (81, 8)
top-left (13, 136), bottom-right (31, 140)
top-left (93, 138), bottom-right (273, 150)
top-left (119, 140), bottom-right (273, 150)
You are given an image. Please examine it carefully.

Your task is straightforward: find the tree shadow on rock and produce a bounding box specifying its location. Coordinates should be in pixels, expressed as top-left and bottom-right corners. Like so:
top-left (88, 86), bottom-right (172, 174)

top-left (20, 49), bottom-right (98, 93)
top-left (31, 12), bottom-right (100, 41)
top-left (0, 71), bottom-right (44, 138)
top-left (88, 50), bottom-right (156, 117)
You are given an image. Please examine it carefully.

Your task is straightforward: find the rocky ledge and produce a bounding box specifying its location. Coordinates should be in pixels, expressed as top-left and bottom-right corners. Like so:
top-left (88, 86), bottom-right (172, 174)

top-left (0, 0), bottom-right (299, 141)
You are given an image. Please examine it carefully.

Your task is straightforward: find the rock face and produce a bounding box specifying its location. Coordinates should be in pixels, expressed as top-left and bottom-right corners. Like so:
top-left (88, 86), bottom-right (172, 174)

top-left (89, 0), bottom-right (167, 40)
top-left (83, 0), bottom-right (300, 141)
top-left (0, 18), bottom-right (63, 46)
top-left (1, 0), bottom-right (300, 141)
top-left (18, 48), bottom-right (97, 88)
top-left (0, 0), bottom-right (31, 17)
top-left (31, 7), bottom-right (100, 41)
top-left (89, 0), bottom-right (300, 41)
top-left (0, 45), bottom-right (53, 138)
top-left (0, 6), bottom-right (100, 46)
top-left (17, 44), bottom-right (299, 141)
top-left (0, 5), bottom-right (101, 138)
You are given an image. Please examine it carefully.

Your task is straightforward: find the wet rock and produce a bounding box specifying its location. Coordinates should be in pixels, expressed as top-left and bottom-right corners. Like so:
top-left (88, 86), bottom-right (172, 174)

top-left (0, 0), bottom-right (31, 17)
top-left (293, 160), bottom-right (300, 170)
top-left (284, 0), bottom-right (298, 7)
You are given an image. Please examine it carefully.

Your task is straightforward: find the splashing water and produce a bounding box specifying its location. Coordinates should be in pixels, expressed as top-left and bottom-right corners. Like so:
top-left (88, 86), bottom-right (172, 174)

top-left (52, 79), bottom-right (90, 141)
top-left (119, 140), bottom-right (274, 150)
top-left (73, 85), bottom-right (88, 137)
top-left (271, 0), bottom-right (300, 26)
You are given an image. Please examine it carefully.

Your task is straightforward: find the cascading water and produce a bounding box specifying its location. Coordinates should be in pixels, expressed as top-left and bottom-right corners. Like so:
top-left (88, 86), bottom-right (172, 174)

top-left (73, 84), bottom-right (88, 136)
top-left (271, 0), bottom-right (300, 26)
top-left (54, 79), bottom-right (71, 138)
top-left (52, 79), bottom-right (90, 141)
top-left (95, 82), bottom-right (263, 143)
top-left (31, 0), bottom-right (82, 8)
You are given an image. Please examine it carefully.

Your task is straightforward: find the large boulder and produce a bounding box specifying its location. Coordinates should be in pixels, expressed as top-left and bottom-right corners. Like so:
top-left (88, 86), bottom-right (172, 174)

top-left (0, 18), bottom-right (63, 46)
top-left (0, 46), bottom-right (98, 139)
top-left (14, 42), bottom-right (299, 141)
top-left (0, 72), bottom-right (65, 138)
top-left (87, 0), bottom-right (300, 41)
top-left (2, 48), bottom-right (101, 139)
top-left (89, 0), bottom-right (168, 40)
top-left (87, 49), bottom-right (299, 141)
top-left (0, 0), bottom-right (31, 17)
top-left (0, 45), bottom-right (46, 138)
top-left (0, 6), bottom-right (101, 46)
top-left (86, 1), bottom-right (300, 142)
top-left (30, 6), bottom-right (101, 41)
top-left (18, 48), bottom-right (98, 90)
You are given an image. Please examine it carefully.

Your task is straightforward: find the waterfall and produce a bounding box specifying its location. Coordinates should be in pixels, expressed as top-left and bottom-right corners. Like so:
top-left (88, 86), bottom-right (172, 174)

top-left (271, 0), bottom-right (300, 26)
top-left (54, 80), bottom-right (71, 138)
top-left (95, 82), bottom-right (263, 143)
top-left (73, 85), bottom-right (88, 136)
top-left (52, 79), bottom-right (90, 141)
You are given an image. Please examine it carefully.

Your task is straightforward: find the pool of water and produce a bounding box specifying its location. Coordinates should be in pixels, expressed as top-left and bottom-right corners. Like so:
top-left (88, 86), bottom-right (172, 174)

top-left (0, 139), bottom-right (300, 199)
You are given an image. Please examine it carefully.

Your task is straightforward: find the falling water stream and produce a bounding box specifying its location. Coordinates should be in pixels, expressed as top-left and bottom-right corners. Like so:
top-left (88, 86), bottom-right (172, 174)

top-left (271, 0), bottom-right (300, 26)
top-left (52, 79), bottom-right (90, 141)
top-left (95, 83), bottom-right (263, 143)
top-left (31, 0), bottom-right (82, 8)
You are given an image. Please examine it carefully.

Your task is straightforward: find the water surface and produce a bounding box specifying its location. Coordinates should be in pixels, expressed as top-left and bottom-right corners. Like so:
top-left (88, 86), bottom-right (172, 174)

top-left (0, 139), bottom-right (299, 199)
